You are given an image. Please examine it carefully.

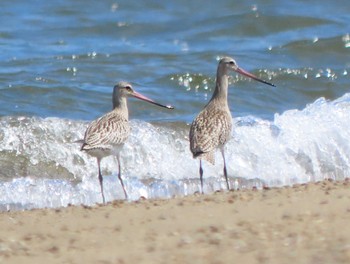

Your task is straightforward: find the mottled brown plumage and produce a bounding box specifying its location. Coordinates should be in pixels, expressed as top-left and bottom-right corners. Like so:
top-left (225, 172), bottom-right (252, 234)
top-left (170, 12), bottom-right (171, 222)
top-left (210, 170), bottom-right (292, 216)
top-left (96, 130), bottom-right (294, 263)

top-left (190, 100), bottom-right (232, 164)
top-left (82, 111), bottom-right (130, 153)
top-left (190, 57), bottom-right (275, 193)
top-left (81, 81), bottom-right (174, 203)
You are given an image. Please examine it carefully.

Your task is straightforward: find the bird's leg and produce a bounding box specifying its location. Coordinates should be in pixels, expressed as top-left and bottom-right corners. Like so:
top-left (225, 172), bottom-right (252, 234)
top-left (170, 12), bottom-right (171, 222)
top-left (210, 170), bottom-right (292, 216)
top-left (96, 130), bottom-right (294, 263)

top-left (97, 158), bottom-right (106, 204)
top-left (199, 159), bottom-right (204, 194)
top-left (221, 149), bottom-right (230, 190)
top-left (117, 154), bottom-right (128, 200)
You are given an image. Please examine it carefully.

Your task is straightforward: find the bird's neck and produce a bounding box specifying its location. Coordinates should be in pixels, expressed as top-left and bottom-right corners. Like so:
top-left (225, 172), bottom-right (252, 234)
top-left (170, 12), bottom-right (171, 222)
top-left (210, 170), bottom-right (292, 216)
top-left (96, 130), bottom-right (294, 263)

top-left (211, 70), bottom-right (229, 103)
top-left (112, 96), bottom-right (129, 119)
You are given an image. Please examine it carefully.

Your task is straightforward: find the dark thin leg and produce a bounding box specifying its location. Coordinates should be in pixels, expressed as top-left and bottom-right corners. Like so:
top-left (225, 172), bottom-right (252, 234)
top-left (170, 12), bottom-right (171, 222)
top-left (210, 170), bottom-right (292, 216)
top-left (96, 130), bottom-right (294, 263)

top-left (97, 158), bottom-right (106, 204)
top-left (199, 159), bottom-right (204, 194)
top-left (117, 154), bottom-right (128, 199)
top-left (221, 149), bottom-right (230, 190)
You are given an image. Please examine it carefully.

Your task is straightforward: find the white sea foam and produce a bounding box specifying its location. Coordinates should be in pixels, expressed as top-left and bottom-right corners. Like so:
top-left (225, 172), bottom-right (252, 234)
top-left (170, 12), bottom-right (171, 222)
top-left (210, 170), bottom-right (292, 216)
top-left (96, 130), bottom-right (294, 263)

top-left (1, 93), bottom-right (350, 209)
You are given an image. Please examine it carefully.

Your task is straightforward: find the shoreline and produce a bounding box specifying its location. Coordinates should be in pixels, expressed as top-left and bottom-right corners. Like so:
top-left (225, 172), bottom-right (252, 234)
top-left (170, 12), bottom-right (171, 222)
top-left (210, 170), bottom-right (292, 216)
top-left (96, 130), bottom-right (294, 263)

top-left (1, 179), bottom-right (350, 263)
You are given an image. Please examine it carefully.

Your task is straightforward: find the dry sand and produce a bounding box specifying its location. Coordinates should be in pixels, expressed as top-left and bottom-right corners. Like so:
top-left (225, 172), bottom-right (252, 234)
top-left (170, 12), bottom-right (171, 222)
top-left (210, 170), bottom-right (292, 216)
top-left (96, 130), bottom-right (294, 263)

top-left (1, 179), bottom-right (350, 264)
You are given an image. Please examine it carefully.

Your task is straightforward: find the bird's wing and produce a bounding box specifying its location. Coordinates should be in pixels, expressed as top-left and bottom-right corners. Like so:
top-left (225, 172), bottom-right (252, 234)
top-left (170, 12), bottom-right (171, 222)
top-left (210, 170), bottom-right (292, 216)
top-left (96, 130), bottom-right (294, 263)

top-left (82, 111), bottom-right (130, 149)
top-left (189, 107), bottom-right (232, 157)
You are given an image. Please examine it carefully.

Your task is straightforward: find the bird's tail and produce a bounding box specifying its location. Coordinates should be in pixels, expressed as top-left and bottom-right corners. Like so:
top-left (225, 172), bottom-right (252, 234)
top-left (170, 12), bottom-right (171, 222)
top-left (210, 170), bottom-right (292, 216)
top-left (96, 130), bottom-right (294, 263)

top-left (193, 151), bottom-right (215, 165)
top-left (74, 139), bottom-right (84, 144)
top-left (73, 139), bottom-right (85, 151)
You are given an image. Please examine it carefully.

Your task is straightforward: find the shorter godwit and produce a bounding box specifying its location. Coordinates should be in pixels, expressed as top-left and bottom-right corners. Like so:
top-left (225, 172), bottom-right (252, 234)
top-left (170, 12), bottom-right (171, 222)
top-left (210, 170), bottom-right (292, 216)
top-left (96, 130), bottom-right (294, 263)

top-left (81, 81), bottom-right (174, 203)
top-left (190, 57), bottom-right (275, 193)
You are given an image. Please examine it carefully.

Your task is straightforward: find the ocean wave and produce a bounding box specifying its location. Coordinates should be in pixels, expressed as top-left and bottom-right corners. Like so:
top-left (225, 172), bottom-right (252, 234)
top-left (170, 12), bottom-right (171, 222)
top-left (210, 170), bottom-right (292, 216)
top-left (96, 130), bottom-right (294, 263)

top-left (1, 93), bottom-right (350, 209)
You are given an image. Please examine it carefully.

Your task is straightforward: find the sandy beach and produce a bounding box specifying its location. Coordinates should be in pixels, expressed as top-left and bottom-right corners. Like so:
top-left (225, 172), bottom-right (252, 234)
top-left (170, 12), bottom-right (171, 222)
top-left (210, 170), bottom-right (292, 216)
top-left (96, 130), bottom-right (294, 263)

top-left (1, 179), bottom-right (350, 264)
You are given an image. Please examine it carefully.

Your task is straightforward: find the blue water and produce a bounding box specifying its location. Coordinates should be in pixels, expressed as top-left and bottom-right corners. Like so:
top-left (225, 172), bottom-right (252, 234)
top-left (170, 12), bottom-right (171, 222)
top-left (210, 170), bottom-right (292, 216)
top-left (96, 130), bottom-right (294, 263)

top-left (0, 0), bottom-right (349, 209)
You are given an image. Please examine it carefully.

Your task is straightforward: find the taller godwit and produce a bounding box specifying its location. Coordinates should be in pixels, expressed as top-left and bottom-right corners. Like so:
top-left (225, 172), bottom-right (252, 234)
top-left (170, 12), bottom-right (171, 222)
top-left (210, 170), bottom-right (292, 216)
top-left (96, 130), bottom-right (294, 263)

top-left (81, 81), bottom-right (174, 203)
top-left (189, 57), bottom-right (275, 193)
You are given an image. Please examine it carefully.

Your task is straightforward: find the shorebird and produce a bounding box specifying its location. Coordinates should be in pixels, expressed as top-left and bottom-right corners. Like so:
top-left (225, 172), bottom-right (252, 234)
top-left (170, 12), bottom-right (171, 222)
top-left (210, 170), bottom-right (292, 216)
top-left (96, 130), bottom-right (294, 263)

top-left (80, 81), bottom-right (174, 203)
top-left (189, 56), bottom-right (275, 193)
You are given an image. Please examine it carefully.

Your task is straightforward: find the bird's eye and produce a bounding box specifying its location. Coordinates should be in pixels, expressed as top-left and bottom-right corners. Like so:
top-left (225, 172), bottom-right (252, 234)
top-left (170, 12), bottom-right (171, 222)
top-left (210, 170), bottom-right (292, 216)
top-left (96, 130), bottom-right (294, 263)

top-left (229, 61), bottom-right (235, 65)
top-left (125, 86), bottom-right (132, 91)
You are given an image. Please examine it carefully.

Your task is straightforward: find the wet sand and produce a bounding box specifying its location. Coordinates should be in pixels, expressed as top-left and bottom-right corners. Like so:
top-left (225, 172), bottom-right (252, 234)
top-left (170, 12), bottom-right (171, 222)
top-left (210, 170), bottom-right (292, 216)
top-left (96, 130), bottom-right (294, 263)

top-left (1, 179), bottom-right (350, 264)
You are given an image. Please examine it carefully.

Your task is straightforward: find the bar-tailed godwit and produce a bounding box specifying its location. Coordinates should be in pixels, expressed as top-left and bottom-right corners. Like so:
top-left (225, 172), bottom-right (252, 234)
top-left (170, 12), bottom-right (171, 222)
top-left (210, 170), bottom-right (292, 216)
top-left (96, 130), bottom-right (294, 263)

top-left (81, 81), bottom-right (174, 203)
top-left (190, 57), bottom-right (275, 193)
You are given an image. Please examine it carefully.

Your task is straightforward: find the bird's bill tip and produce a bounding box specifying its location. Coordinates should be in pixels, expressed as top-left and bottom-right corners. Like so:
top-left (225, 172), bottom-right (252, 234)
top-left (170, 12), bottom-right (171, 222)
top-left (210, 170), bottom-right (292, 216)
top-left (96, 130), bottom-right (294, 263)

top-left (132, 90), bottom-right (174, 109)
